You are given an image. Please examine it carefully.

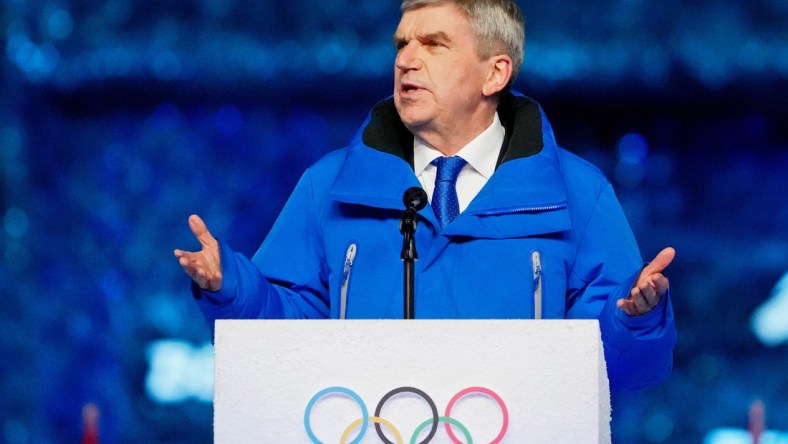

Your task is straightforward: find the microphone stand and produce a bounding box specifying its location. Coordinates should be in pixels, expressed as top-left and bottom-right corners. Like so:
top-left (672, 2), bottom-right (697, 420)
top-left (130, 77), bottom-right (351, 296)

top-left (400, 187), bottom-right (427, 320)
top-left (400, 206), bottom-right (418, 319)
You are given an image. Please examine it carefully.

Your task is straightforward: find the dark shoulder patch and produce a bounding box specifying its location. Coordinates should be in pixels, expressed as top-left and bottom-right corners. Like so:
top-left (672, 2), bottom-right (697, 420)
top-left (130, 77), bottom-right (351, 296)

top-left (361, 98), bottom-right (414, 168)
top-left (497, 92), bottom-right (544, 166)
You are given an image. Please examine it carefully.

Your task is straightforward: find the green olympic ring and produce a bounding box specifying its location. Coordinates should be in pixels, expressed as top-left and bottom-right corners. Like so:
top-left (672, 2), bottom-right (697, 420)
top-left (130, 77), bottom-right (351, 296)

top-left (411, 417), bottom-right (473, 444)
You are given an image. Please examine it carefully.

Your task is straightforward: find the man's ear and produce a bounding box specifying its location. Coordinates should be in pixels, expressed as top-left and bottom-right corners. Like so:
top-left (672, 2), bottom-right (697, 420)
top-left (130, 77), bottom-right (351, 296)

top-left (482, 55), bottom-right (513, 97)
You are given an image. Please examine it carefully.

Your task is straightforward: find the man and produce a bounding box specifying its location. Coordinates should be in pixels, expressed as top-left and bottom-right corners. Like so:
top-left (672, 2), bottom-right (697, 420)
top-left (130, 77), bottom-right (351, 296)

top-left (174, 0), bottom-right (676, 391)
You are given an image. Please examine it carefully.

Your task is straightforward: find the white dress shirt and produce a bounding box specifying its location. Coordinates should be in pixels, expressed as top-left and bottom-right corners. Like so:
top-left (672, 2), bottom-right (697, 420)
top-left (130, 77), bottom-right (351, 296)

top-left (413, 112), bottom-right (506, 213)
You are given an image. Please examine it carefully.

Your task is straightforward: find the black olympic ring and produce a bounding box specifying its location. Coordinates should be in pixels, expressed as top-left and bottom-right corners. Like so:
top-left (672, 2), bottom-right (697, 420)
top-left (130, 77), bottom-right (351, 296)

top-left (373, 386), bottom-right (439, 444)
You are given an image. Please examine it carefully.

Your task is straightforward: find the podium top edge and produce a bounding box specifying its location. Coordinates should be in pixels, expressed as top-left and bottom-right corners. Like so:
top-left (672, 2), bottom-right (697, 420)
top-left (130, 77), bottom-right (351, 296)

top-left (214, 319), bottom-right (601, 328)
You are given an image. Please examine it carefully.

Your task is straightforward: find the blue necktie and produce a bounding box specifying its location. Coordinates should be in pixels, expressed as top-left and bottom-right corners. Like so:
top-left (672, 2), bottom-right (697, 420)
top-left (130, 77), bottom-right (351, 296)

top-left (431, 156), bottom-right (467, 228)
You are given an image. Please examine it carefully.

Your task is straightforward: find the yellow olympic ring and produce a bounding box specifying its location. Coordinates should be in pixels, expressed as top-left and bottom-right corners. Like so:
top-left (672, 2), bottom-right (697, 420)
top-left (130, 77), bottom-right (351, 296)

top-left (340, 416), bottom-right (404, 444)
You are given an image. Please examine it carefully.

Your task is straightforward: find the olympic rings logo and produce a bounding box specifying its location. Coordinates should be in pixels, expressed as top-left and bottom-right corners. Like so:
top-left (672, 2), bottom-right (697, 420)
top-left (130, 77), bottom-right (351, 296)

top-left (304, 386), bottom-right (509, 444)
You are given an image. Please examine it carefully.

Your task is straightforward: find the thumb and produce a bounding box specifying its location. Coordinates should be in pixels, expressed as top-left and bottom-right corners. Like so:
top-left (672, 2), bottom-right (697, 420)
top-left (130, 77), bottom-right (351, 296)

top-left (644, 247), bottom-right (675, 275)
top-left (188, 214), bottom-right (216, 248)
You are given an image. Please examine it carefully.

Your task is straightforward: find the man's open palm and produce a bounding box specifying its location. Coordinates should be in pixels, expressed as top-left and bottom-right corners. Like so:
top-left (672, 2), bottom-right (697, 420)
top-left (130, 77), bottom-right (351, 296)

top-left (617, 247), bottom-right (675, 316)
top-left (173, 215), bottom-right (223, 291)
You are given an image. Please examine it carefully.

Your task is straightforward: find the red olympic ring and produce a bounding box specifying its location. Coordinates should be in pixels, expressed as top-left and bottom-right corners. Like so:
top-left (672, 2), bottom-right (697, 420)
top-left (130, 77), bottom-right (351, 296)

top-left (444, 386), bottom-right (509, 444)
top-left (304, 386), bottom-right (508, 444)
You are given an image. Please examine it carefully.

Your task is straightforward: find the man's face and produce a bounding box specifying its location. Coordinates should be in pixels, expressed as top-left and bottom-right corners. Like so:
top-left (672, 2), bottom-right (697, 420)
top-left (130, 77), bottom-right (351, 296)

top-left (393, 3), bottom-right (492, 141)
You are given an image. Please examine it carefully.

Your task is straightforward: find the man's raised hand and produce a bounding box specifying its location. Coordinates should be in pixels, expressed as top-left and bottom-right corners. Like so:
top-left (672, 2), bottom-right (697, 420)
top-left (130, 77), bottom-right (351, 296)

top-left (617, 247), bottom-right (675, 316)
top-left (173, 214), bottom-right (223, 291)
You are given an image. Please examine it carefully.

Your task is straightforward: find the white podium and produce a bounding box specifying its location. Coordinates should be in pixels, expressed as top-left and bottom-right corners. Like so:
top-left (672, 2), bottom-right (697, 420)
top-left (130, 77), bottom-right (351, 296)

top-left (214, 320), bottom-right (611, 443)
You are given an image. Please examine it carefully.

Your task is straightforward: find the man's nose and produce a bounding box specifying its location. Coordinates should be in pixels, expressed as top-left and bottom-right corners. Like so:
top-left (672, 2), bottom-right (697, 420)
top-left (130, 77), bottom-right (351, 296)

top-left (395, 41), bottom-right (422, 71)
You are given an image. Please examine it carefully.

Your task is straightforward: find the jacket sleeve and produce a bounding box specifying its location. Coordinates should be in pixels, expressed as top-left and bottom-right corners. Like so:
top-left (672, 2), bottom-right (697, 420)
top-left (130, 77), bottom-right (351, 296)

top-left (193, 169), bottom-right (331, 336)
top-left (566, 182), bottom-right (677, 391)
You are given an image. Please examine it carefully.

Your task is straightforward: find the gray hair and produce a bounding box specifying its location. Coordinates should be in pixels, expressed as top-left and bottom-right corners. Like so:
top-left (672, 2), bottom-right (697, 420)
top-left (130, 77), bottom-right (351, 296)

top-left (400, 0), bottom-right (525, 83)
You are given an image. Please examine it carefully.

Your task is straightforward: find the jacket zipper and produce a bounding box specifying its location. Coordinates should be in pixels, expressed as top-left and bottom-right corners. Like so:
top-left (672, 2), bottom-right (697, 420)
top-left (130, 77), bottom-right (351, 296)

top-left (470, 202), bottom-right (567, 217)
top-left (339, 243), bottom-right (357, 320)
top-left (532, 250), bottom-right (543, 320)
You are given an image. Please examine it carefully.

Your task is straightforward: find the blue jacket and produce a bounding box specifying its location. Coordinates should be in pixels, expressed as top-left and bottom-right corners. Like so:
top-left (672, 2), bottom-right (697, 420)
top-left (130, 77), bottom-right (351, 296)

top-left (194, 92), bottom-right (676, 391)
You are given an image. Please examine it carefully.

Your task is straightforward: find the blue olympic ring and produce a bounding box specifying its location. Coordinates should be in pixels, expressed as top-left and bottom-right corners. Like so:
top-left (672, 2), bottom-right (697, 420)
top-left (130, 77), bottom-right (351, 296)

top-left (304, 386), bottom-right (369, 444)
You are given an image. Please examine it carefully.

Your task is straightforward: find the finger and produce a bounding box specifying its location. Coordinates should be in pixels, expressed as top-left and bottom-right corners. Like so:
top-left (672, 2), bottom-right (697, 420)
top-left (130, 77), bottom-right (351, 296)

top-left (631, 288), bottom-right (651, 314)
top-left (622, 292), bottom-right (653, 316)
top-left (174, 248), bottom-right (222, 291)
top-left (193, 269), bottom-right (209, 290)
top-left (643, 277), bottom-right (660, 299)
top-left (178, 242), bottom-right (220, 275)
top-left (178, 255), bottom-right (203, 281)
top-left (651, 274), bottom-right (670, 295)
top-left (194, 267), bottom-right (221, 292)
top-left (188, 214), bottom-right (217, 249)
top-left (617, 298), bottom-right (639, 317)
top-left (177, 251), bottom-right (209, 276)
top-left (195, 263), bottom-right (217, 289)
top-left (206, 271), bottom-right (223, 292)
top-left (644, 247), bottom-right (676, 275)
top-left (204, 250), bottom-right (220, 281)
top-left (636, 274), bottom-right (668, 298)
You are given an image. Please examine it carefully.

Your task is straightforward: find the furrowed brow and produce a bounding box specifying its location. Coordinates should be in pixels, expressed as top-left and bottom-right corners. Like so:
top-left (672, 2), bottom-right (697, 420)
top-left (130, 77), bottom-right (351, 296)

top-left (422, 31), bottom-right (451, 44)
top-left (393, 31), bottom-right (452, 48)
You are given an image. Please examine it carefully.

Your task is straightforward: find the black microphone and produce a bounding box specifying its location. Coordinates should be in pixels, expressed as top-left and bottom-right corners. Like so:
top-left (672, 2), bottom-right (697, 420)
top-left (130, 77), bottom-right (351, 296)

top-left (400, 187), bottom-right (426, 319)
top-left (403, 186), bottom-right (428, 211)
top-left (400, 187), bottom-right (427, 236)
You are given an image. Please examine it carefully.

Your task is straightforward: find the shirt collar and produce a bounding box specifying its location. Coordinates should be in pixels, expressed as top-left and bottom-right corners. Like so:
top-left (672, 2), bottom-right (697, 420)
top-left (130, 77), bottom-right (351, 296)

top-left (413, 112), bottom-right (505, 178)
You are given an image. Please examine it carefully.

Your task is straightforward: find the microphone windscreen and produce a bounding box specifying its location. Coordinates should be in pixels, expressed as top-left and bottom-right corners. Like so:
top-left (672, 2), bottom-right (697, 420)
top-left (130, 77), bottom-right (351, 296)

top-left (402, 187), bottom-right (428, 211)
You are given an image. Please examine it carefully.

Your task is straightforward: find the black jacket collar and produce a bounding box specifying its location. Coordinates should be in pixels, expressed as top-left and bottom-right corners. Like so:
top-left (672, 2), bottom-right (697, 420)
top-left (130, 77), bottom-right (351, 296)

top-left (361, 91), bottom-right (545, 170)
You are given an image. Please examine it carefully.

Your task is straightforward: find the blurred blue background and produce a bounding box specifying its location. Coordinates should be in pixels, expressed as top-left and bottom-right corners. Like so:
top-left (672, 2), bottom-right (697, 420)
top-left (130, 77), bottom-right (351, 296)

top-left (1, 0), bottom-right (787, 442)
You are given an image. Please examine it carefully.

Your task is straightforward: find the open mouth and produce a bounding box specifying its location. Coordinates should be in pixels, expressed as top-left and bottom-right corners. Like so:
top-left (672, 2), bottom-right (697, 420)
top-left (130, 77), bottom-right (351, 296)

top-left (401, 83), bottom-right (422, 93)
